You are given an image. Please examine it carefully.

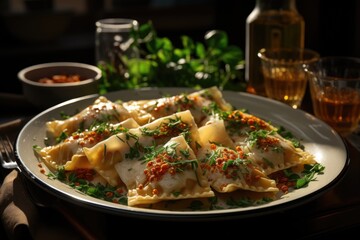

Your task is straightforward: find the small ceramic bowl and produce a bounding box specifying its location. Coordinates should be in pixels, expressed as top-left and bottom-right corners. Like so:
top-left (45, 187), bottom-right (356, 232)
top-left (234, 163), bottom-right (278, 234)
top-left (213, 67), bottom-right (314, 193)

top-left (18, 62), bottom-right (102, 110)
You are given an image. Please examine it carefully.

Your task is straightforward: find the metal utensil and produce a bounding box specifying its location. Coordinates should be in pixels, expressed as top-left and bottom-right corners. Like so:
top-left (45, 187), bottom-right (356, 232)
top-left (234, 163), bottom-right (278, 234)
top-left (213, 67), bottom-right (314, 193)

top-left (0, 135), bottom-right (17, 169)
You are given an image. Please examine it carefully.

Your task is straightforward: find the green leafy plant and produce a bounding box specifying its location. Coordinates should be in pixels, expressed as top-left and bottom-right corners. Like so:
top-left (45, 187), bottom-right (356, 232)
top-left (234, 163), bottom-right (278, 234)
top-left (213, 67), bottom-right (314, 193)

top-left (98, 21), bottom-right (245, 94)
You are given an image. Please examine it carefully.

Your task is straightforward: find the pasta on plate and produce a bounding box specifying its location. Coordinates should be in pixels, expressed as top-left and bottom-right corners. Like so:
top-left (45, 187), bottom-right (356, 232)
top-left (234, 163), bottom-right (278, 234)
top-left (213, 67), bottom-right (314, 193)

top-left (34, 86), bottom-right (323, 210)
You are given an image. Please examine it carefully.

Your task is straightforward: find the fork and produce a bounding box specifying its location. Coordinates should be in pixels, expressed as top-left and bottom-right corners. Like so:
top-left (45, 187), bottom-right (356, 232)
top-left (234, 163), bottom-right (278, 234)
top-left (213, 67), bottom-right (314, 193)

top-left (0, 135), bottom-right (18, 169)
top-left (0, 135), bottom-right (99, 240)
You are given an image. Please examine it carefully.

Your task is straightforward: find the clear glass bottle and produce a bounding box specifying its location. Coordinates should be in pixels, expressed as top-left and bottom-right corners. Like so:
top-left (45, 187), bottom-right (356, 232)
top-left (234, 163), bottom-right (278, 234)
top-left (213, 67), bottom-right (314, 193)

top-left (245, 0), bottom-right (305, 96)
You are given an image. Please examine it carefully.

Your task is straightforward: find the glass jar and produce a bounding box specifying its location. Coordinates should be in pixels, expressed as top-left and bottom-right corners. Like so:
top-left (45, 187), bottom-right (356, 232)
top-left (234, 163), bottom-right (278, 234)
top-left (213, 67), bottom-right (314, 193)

top-left (95, 18), bottom-right (139, 75)
top-left (245, 0), bottom-right (305, 96)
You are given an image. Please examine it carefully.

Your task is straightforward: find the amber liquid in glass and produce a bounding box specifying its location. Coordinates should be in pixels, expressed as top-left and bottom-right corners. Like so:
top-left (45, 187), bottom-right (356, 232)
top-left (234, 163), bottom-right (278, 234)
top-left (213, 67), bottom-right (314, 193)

top-left (263, 67), bottom-right (307, 108)
top-left (246, 11), bottom-right (305, 96)
top-left (311, 87), bottom-right (360, 136)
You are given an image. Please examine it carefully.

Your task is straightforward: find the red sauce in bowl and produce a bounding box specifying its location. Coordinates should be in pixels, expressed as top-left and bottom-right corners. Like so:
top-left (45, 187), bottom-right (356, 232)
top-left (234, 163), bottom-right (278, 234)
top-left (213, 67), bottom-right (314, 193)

top-left (38, 74), bottom-right (81, 84)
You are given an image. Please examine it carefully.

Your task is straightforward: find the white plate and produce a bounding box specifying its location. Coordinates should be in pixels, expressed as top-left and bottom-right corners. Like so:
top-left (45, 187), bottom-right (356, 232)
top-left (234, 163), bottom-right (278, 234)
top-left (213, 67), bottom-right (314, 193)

top-left (15, 88), bottom-right (349, 220)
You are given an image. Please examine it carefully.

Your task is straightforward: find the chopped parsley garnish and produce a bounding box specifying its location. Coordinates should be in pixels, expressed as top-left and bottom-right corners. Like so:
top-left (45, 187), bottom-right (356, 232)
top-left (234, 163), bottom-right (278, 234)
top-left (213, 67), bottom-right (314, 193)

top-left (55, 132), bottom-right (68, 144)
top-left (49, 167), bottom-right (128, 205)
top-left (277, 125), bottom-right (304, 149)
top-left (226, 196), bottom-right (273, 208)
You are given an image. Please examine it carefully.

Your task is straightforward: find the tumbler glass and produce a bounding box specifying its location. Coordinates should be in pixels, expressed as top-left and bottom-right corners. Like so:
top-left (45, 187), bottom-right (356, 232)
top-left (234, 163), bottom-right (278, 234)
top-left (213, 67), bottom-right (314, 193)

top-left (258, 48), bottom-right (320, 109)
top-left (306, 56), bottom-right (360, 137)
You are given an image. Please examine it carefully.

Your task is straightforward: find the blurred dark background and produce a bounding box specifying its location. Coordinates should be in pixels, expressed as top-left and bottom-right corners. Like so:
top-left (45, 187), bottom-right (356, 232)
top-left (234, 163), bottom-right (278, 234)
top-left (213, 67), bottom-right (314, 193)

top-left (1, 0), bottom-right (359, 94)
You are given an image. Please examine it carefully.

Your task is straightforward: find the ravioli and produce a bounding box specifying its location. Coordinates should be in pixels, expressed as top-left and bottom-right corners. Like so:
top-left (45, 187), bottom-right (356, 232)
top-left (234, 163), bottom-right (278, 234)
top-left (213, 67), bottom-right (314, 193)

top-left (83, 110), bottom-right (201, 186)
top-left (35, 118), bottom-right (139, 172)
top-left (45, 96), bottom-right (133, 144)
top-left (115, 135), bottom-right (214, 206)
top-left (217, 109), bottom-right (316, 174)
top-left (198, 143), bottom-right (279, 193)
top-left (122, 86), bottom-right (233, 126)
top-left (198, 118), bottom-right (235, 149)
top-left (219, 109), bottom-right (277, 143)
top-left (241, 129), bottom-right (316, 175)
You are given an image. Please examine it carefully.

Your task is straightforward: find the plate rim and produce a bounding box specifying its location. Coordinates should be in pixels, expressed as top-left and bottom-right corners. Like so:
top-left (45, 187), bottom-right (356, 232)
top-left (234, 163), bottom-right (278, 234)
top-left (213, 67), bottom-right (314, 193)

top-left (14, 87), bottom-right (350, 220)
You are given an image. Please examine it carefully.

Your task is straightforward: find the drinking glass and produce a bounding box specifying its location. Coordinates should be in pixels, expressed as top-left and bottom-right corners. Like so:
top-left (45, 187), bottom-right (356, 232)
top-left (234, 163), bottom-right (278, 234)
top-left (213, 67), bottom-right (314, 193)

top-left (306, 56), bottom-right (360, 137)
top-left (258, 48), bottom-right (320, 109)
